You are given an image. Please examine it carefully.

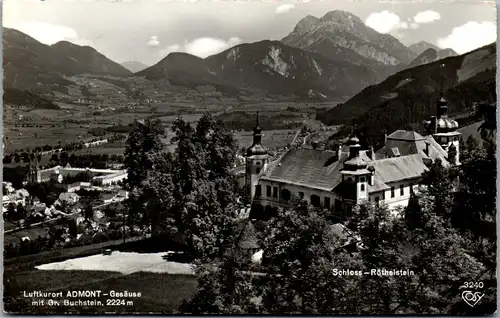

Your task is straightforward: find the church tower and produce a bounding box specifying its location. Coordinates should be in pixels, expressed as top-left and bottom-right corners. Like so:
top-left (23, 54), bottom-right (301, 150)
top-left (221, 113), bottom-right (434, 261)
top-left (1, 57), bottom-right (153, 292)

top-left (27, 153), bottom-right (41, 183)
top-left (340, 137), bottom-right (371, 211)
top-left (423, 65), bottom-right (461, 165)
top-left (245, 112), bottom-right (268, 200)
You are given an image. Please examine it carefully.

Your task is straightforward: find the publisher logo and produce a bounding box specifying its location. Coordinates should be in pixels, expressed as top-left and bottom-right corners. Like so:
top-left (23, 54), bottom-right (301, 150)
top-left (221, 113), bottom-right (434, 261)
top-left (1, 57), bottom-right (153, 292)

top-left (461, 291), bottom-right (484, 307)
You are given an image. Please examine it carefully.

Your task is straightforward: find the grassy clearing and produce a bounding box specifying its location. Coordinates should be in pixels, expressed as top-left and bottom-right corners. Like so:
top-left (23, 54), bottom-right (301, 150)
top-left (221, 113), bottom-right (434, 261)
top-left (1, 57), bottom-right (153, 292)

top-left (4, 263), bottom-right (198, 314)
top-left (4, 125), bottom-right (89, 151)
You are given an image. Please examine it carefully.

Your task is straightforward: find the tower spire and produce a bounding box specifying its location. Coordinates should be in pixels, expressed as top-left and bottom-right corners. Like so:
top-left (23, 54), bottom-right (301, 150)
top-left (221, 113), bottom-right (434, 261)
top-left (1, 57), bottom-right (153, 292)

top-left (437, 63), bottom-right (448, 118)
top-left (439, 63), bottom-right (444, 97)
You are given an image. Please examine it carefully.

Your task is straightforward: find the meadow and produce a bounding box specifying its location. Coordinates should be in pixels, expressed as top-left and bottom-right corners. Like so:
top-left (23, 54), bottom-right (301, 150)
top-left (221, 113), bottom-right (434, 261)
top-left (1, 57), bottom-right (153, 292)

top-left (4, 269), bottom-right (198, 314)
top-left (4, 250), bottom-right (199, 314)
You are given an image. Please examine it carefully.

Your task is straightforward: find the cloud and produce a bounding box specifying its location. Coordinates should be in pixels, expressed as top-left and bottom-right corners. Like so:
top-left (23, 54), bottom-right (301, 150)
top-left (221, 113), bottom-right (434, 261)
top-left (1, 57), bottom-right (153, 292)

top-left (146, 36), bottom-right (160, 47)
top-left (275, 4), bottom-right (295, 14)
top-left (5, 21), bottom-right (91, 46)
top-left (410, 23), bottom-right (420, 29)
top-left (160, 37), bottom-right (242, 58)
top-left (413, 10), bottom-right (441, 24)
top-left (365, 11), bottom-right (407, 34)
top-left (437, 21), bottom-right (496, 54)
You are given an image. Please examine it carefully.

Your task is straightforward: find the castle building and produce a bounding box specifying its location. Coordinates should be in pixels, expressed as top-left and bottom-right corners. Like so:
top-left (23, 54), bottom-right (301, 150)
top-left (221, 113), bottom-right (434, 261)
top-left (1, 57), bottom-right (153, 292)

top-left (236, 94), bottom-right (460, 219)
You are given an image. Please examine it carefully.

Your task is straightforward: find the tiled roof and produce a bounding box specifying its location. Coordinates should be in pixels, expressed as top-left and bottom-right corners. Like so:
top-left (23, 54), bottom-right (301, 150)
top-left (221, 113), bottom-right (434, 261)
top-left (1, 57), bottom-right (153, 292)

top-left (376, 132), bottom-right (449, 167)
top-left (263, 149), bottom-right (348, 191)
top-left (367, 177), bottom-right (391, 193)
top-left (368, 154), bottom-right (428, 185)
top-left (237, 220), bottom-right (259, 249)
top-left (386, 130), bottom-right (426, 141)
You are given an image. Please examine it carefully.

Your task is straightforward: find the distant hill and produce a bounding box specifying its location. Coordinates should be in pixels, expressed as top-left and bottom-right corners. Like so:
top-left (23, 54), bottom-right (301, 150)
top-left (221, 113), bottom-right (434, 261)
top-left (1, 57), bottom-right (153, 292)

top-left (3, 28), bottom-right (131, 92)
top-left (318, 42), bottom-right (496, 146)
top-left (408, 41), bottom-right (440, 55)
top-left (3, 88), bottom-right (60, 109)
top-left (458, 120), bottom-right (484, 142)
top-left (408, 48), bottom-right (458, 68)
top-left (121, 61), bottom-right (149, 73)
top-left (282, 10), bottom-right (417, 67)
top-left (136, 40), bottom-right (381, 99)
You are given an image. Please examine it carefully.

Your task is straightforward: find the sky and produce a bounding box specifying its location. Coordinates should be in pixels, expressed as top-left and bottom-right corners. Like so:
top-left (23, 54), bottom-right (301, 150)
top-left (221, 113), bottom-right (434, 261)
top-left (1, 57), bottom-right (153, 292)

top-left (3, 0), bottom-right (497, 66)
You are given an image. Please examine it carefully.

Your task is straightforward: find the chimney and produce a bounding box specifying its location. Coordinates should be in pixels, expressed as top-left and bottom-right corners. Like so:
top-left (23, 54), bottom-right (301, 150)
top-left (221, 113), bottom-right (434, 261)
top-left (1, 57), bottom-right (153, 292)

top-left (424, 141), bottom-right (430, 157)
top-left (368, 146), bottom-right (374, 160)
top-left (368, 166), bottom-right (375, 185)
top-left (430, 116), bottom-right (437, 134)
top-left (337, 146), bottom-right (342, 159)
top-left (384, 133), bottom-right (388, 145)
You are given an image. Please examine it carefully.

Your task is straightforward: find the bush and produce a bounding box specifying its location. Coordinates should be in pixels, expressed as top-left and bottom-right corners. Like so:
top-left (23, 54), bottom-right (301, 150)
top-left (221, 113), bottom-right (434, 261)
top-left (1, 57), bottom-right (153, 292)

top-left (92, 233), bottom-right (110, 244)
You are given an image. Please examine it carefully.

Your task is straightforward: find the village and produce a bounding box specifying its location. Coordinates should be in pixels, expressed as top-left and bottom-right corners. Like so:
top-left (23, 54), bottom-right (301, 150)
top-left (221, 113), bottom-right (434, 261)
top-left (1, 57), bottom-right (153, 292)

top-left (2, 155), bottom-right (143, 259)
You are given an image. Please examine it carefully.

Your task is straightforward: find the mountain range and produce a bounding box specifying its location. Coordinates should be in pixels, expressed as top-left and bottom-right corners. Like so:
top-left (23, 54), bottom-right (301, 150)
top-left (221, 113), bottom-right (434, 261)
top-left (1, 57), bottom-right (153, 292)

top-left (407, 48), bottom-right (458, 68)
top-left (318, 42), bottom-right (496, 145)
top-left (121, 61), bottom-right (149, 73)
top-left (3, 28), bottom-right (131, 93)
top-left (136, 40), bottom-right (380, 99)
top-left (0, 11), bottom-right (484, 101)
top-left (282, 11), bottom-right (417, 66)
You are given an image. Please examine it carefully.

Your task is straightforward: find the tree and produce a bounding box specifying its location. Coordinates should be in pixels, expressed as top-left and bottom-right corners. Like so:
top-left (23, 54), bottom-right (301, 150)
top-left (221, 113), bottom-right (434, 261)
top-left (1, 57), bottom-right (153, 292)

top-left (180, 249), bottom-right (259, 314)
top-left (68, 219), bottom-right (78, 237)
top-left (123, 119), bottom-right (164, 192)
top-left (50, 153), bottom-right (59, 162)
top-left (262, 204), bottom-right (363, 314)
top-left (167, 113), bottom-right (238, 260)
top-left (16, 203), bottom-right (26, 220)
top-left (470, 101), bottom-right (496, 142)
top-left (83, 204), bottom-right (94, 220)
top-left (419, 159), bottom-right (457, 217)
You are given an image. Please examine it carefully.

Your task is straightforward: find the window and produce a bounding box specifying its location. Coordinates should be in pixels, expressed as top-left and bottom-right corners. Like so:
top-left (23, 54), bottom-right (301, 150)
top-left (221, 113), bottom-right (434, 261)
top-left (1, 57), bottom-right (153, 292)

top-left (409, 183), bottom-right (414, 193)
top-left (324, 197), bottom-right (331, 209)
top-left (255, 185), bottom-right (262, 197)
top-left (375, 196), bottom-right (380, 203)
top-left (273, 187), bottom-right (278, 198)
top-left (281, 189), bottom-right (291, 201)
top-left (360, 184), bottom-right (365, 191)
top-left (299, 192), bottom-right (304, 199)
top-left (266, 185), bottom-right (272, 197)
top-left (360, 176), bottom-right (365, 182)
top-left (391, 187), bottom-right (395, 198)
top-left (256, 168), bottom-right (261, 174)
top-left (310, 195), bottom-right (321, 207)
top-left (256, 161), bottom-right (261, 166)
top-left (400, 184), bottom-right (404, 196)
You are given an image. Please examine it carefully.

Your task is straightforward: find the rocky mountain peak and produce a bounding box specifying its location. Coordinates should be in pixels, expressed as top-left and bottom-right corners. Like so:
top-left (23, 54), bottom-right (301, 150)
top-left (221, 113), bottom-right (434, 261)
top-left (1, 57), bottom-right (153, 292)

top-left (319, 10), bottom-right (363, 24)
top-left (293, 15), bottom-right (320, 34)
top-left (408, 41), bottom-right (440, 55)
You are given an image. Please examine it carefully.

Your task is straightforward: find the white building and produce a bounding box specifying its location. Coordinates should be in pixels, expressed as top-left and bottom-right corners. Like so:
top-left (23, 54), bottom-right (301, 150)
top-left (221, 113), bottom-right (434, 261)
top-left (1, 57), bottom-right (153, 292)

top-left (235, 94), bottom-right (460, 219)
top-left (91, 172), bottom-right (128, 186)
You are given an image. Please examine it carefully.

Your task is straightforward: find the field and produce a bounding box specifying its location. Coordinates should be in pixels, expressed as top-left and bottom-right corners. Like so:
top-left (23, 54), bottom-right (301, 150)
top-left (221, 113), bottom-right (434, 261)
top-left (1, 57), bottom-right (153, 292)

top-left (4, 125), bottom-right (90, 151)
top-left (4, 251), bottom-right (198, 314)
top-left (3, 96), bottom-right (346, 157)
top-left (4, 269), bottom-right (197, 314)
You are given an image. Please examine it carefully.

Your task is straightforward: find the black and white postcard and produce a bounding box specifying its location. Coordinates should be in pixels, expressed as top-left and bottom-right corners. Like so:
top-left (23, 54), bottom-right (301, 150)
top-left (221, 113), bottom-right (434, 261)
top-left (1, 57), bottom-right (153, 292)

top-left (2, 0), bottom-right (497, 314)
